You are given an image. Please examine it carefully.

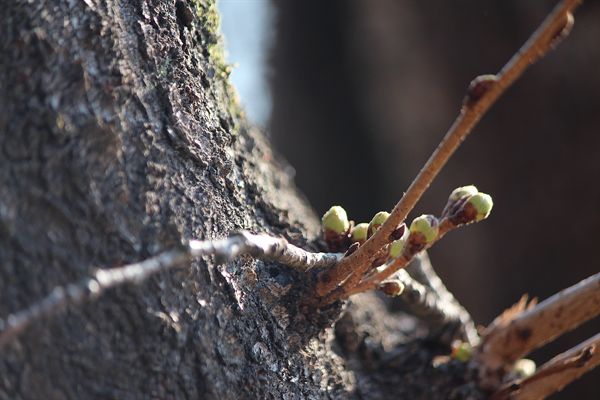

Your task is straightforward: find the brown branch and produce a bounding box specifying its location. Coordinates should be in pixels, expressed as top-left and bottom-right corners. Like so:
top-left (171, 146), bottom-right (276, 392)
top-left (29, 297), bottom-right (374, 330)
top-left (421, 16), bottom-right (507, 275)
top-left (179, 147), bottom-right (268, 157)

top-left (477, 271), bottom-right (600, 374)
top-left (0, 232), bottom-right (342, 348)
top-left (407, 252), bottom-right (480, 345)
top-left (329, 219), bottom-right (456, 302)
top-left (384, 268), bottom-right (479, 346)
top-left (315, 0), bottom-right (582, 298)
top-left (492, 333), bottom-right (600, 400)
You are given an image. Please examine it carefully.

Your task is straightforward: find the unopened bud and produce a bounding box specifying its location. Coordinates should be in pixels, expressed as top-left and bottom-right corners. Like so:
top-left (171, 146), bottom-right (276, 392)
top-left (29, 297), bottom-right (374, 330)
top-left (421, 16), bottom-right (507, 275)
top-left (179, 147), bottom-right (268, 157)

top-left (468, 192), bottom-right (493, 222)
top-left (322, 206), bottom-right (350, 235)
top-left (463, 74), bottom-right (498, 108)
top-left (351, 223), bottom-right (369, 243)
top-left (389, 227), bottom-right (409, 258)
top-left (409, 215), bottom-right (439, 244)
top-left (513, 359), bottom-right (536, 378)
top-left (451, 341), bottom-right (472, 362)
top-left (368, 211), bottom-right (390, 237)
top-left (448, 185), bottom-right (478, 203)
top-left (378, 280), bottom-right (405, 297)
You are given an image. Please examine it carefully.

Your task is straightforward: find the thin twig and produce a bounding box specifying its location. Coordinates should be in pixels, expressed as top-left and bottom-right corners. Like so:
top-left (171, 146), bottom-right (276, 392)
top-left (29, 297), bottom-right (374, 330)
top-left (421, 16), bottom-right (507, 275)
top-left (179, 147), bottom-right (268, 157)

top-left (407, 252), bottom-right (480, 345)
top-left (407, 252), bottom-right (455, 303)
top-left (315, 0), bottom-right (582, 298)
top-left (373, 269), bottom-right (479, 345)
top-left (492, 333), bottom-right (600, 400)
top-left (476, 271), bottom-right (600, 373)
top-left (0, 232), bottom-right (342, 348)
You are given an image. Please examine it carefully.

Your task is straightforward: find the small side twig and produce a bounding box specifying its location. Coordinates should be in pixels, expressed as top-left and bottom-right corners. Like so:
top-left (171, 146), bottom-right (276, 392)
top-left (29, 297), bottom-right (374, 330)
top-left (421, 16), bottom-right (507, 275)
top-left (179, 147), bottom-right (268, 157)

top-left (476, 271), bottom-right (600, 372)
top-left (376, 269), bottom-right (479, 346)
top-left (315, 0), bottom-right (582, 298)
top-left (0, 232), bottom-right (342, 348)
top-left (492, 333), bottom-right (600, 400)
top-left (407, 252), bottom-right (480, 345)
top-left (407, 252), bottom-right (461, 308)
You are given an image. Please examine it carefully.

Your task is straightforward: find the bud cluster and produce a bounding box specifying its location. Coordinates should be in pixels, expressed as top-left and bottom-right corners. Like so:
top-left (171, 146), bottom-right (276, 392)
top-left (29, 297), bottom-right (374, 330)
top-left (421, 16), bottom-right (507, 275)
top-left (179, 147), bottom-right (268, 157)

top-left (321, 185), bottom-right (493, 264)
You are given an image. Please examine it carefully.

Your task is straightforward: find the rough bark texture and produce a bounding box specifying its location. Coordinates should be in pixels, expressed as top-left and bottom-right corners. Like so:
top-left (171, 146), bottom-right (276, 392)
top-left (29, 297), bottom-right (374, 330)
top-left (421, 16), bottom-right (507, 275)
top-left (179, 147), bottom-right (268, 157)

top-left (0, 1), bottom-right (481, 399)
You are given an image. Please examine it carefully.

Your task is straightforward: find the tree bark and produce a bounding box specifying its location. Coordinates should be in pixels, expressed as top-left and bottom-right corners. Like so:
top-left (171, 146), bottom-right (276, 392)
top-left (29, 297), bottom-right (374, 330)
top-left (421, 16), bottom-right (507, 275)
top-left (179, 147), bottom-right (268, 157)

top-left (0, 1), bottom-right (482, 398)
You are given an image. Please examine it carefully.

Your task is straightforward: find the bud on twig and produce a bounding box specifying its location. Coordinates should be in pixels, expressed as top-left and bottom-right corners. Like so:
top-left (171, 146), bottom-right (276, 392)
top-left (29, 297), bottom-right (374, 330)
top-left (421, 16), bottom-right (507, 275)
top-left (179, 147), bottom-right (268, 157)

top-left (322, 206), bottom-right (350, 235)
top-left (448, 185), bottom-right (479, 203)
top-left (452, 341), bottom-right (473, 362)
top-left (368, 211), bottom-right (390, 238)
top-left (442, 185), bottom-right (478, 218)
top-left (409, 215), bottom-right (439, 249)
top-left (389, 226), bottom-right (409, 259)
top-left (513, 358), bottom-right (536, 379)
top-left (350, 223), bottom-right (369, 244)
top-left (322, 205), bottom-right (351, 251)
top-left (444, 187), bottom-right (494, 226)
top-left (468, 192), bottom-right (493, 222)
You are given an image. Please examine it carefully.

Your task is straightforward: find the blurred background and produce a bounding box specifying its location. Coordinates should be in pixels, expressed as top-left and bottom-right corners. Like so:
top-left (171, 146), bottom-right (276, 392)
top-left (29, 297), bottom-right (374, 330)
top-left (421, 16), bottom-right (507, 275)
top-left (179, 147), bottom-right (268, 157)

top-left (219, 1), bottom-right (600, 398)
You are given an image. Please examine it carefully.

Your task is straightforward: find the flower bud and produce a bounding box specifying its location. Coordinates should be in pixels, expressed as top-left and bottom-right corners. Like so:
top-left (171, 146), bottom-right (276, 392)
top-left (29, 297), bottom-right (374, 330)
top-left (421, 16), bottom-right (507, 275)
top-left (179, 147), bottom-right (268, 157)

top-left (468, 192), bottom-right (493, 222)
top-left (451, 341), bottom-right (472, 362)
top-left (389, 227), bottom-right (409, 258)
top-left (350, 223), bottom-right (369, 243)
top-left (409, 215), bottom-right (439, 244)
top-left (368, 211), bottom-right (390, 237)
top-left (321, 206), bottom-right (350, 235)
top-left (378, 280), bottom-right (405, 297)
top-left (513, 358), bottom-right (536, 378)
top-left (448, 185), bottom-right (478, 203)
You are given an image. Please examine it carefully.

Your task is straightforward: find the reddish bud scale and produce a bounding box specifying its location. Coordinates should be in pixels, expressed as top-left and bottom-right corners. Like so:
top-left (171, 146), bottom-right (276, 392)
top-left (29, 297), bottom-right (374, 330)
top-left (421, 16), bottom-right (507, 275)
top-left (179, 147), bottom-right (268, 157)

top-left (447, 202), bottom-right (479, 226)
top-left (463, 75), bottom-right (498, 108)
top-left (379, 280), bottom-right (405, 297)
top-left (323, 229), bottom-right (351, 253)
top-left (389, 224), bottom-right (407, 241)
top-left (407, 232), bottom-right (428, 255)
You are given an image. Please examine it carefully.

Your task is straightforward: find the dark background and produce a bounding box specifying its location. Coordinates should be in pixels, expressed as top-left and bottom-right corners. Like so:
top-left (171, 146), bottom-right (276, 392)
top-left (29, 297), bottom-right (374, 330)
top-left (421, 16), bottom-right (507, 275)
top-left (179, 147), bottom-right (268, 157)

top-left (269, 1), bottom-right (600, 398)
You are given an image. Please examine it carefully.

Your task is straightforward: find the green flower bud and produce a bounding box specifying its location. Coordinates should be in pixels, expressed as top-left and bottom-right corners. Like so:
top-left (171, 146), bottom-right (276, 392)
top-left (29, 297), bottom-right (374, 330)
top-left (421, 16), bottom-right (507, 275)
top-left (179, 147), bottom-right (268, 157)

top-left (513, 359), bottom-right (536, 378)
top-left (468, 192), bottom-right (493, 221)
top-left (321, 206), bottom-right (350, 235)
top-left (409, 215), bottom-right (439, 244)
top-left (448, 185), bottom-right (479, 202)
top-left (351, 223), bottom-right (369, 243)
top-left (451, 342), bottom-right (472, 362)
top-left (389, 238), bottom-right (406, 259)
top-left (368, 211), bottom-right (390, 236)
top-left (389, 228), bottom-right (409, 258)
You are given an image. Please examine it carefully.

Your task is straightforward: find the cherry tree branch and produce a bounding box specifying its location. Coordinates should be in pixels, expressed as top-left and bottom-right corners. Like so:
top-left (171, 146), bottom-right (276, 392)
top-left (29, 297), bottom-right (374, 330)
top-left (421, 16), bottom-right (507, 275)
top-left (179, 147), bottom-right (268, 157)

top-left (492, 333), bottom-right (600, 400)
top-left (477, 271), bottom-right (600, 371)
top-left (315, 0), bottom-right (582, 298)
top-left (0, 232), bottom-right (342, 348)
top-left (385, 269), bottom-right (479, 346)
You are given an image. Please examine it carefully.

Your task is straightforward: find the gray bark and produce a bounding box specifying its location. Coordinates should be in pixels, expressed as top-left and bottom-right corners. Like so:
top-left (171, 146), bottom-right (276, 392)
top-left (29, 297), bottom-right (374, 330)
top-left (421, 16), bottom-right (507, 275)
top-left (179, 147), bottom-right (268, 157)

top-left (0, 1), bottom-right (482, 398)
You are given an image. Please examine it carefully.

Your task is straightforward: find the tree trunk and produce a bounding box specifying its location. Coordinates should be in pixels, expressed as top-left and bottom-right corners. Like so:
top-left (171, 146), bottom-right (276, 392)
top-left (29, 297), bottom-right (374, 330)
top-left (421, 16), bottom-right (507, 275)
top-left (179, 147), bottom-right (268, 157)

top-left (0, 1), bottom-right (481, 398)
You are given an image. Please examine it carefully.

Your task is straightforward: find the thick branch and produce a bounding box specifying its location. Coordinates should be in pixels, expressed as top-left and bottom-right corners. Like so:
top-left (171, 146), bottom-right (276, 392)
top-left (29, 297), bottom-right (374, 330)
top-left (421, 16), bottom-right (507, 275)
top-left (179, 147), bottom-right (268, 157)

top-left (0, 232), bottom-right (342, 348)
top-left (477, 271), bottom-right (600, 370)
top-left (315, 0), bottom-right (582, 297)
top-left (493, 333), bottom-right (600, 400)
